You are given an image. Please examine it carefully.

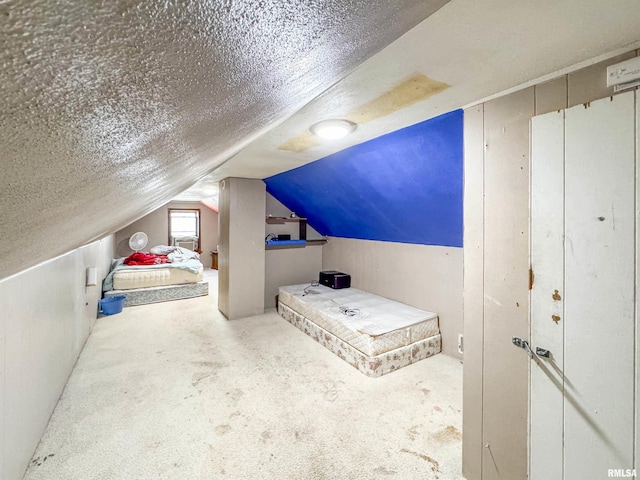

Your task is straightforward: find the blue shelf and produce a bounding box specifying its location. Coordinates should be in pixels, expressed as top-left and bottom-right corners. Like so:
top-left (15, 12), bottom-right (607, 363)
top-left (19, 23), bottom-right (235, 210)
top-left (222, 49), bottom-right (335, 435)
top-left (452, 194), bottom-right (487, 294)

top-left (266, 239), bottom-right (306, 247)
top-left (265, 239), bottom-right (326, 250)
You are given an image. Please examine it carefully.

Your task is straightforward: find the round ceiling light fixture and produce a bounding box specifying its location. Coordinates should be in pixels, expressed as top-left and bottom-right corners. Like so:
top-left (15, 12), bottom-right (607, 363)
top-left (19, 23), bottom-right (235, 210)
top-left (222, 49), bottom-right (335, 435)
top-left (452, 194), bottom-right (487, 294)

top-left (309, 119), bottom-right (357, 140)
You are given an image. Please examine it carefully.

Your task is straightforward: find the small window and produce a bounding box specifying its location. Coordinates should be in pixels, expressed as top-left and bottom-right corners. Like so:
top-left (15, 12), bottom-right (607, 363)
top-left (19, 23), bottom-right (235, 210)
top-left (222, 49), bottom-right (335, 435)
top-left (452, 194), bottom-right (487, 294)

top-left (168, 208), bottom-right (201, 252)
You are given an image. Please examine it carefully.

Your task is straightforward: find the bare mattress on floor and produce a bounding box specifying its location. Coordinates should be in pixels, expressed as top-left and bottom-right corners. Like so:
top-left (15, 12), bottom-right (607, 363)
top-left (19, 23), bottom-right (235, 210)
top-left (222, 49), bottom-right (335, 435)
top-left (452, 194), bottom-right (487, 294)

top-left (113, 265), bottom-right (203, 290)
top-left (105, 281), bottom-right (209, 306)
top-left (278, 284), bottom-right (441, 376)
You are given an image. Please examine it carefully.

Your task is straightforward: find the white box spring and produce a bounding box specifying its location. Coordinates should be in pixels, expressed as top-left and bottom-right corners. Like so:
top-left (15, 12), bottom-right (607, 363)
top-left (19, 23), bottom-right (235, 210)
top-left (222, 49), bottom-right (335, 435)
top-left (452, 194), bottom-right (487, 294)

top-left (113, 265), bottom-right (203, 290)
top-left (278, 284), bottom-right (439, 356)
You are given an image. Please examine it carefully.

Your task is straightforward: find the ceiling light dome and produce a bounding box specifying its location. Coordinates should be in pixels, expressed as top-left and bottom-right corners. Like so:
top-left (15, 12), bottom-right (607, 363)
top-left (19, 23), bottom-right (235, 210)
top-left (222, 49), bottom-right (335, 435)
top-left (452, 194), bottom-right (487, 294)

top-left (309, 119), bottom-right (357, 139)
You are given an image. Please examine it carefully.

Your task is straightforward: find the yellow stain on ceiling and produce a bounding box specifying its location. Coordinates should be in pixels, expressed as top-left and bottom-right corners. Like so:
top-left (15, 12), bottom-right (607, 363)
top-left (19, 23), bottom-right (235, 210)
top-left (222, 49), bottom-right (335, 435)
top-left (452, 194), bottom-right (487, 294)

top-left (346, 73), bottom-right (449, 124)
top-left (278, 131), bottom-right (321, 153)
top-left (277, 73), bottom-right (450, 153)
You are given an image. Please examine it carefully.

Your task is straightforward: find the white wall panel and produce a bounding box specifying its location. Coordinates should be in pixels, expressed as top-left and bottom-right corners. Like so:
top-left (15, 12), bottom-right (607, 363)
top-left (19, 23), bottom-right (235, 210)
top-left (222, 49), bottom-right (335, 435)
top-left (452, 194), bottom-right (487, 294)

top-left (265, 246), bottom-right (322, 308)
top-left (462, 104), bottom-right (485, 480)
top-left (481, 88), bottom-right (533, 480)
top-left (636, 90), bottom-right (640, 475)
top-left (466, 49), bottom-right (640, 480)
top-left (0, 236), bottom-right (114, 480)
top-left (530, 110), bottom-right (565, 480)
top-left (218, 179), bottom-right (231, 317)
top-left (218, 178), bottom-right (266, 320)
top-left (564, 91), bottom-right (635, 478)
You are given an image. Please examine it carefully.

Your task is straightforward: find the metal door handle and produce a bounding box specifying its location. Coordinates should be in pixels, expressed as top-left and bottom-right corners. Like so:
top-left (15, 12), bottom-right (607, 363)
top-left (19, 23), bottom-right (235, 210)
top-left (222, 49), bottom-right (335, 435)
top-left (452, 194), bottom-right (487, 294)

top-left (535, 347), bottom-right (550, 358)
top-left (512, 337), bottom-right (533, 358)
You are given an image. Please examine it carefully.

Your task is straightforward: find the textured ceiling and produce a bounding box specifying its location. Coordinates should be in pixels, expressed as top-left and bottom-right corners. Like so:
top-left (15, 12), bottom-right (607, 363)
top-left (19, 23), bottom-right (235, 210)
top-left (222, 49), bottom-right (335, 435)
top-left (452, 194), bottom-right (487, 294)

top-left (208, 0), bottom-right (640, 183)
top-left (0, 0), bottom-right (449, 280)
top-left (4, 0), bottom-right (640, 281)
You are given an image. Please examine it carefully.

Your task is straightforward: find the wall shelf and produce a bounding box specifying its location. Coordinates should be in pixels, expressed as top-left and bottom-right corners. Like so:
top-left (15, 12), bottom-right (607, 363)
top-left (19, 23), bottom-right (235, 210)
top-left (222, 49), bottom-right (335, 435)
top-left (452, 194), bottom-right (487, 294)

top-left (265, 216), bottom-right (307, 224)
top-left (266, 216), bottom-right (308, 241)
top-left (266, 243), bottom-right (305, 250)
top-left (265, 239), bottom-right (327, 251)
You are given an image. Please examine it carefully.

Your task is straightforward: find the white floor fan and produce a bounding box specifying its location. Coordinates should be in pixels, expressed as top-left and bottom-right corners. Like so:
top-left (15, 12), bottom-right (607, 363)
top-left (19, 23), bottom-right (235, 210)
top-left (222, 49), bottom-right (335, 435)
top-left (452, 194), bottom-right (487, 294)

top-left (129, 232), bottom-right (148, 252)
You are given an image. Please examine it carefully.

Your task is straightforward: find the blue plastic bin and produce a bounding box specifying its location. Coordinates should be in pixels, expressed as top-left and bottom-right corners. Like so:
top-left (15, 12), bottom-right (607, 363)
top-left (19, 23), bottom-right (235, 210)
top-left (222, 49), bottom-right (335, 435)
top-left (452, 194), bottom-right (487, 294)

top-left (100, 295), bottom-right (126, 315)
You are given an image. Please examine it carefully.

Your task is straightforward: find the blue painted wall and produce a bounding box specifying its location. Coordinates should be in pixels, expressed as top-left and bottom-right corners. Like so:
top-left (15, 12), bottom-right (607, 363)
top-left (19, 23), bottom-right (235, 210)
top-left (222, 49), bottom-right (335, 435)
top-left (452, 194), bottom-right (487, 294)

top-left (264, 109), bottom-right (463, 247)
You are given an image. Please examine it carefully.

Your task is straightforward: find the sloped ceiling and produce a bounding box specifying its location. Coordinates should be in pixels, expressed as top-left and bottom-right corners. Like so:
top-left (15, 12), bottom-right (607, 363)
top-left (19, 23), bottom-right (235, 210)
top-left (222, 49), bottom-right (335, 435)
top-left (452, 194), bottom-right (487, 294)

top-left (208, 0), bottom-right (640, 183)
top-left (0, 0), bottom-right (448, 280)
top-left (264, 110), bottom-right (464, 247)
top-left (3, 0), bottom-right (640, 281)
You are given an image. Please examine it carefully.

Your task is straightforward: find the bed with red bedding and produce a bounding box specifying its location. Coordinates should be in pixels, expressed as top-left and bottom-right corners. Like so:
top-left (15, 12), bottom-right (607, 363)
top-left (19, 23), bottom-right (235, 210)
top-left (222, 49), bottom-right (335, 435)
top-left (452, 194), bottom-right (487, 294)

top-left (102, 246), bottom-right (208, 307)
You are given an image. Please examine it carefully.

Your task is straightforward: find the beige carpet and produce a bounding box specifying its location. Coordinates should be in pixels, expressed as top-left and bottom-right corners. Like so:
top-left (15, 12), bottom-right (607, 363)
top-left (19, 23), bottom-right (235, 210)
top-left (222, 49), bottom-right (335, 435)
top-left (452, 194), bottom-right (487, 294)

top-left (23, 270), bottom-right (462, 480)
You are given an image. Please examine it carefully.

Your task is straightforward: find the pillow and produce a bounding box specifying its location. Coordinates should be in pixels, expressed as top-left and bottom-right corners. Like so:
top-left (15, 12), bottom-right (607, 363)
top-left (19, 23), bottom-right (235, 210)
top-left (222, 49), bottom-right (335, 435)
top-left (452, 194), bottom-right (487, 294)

top-left (149, 245), bottom-right (177, 255)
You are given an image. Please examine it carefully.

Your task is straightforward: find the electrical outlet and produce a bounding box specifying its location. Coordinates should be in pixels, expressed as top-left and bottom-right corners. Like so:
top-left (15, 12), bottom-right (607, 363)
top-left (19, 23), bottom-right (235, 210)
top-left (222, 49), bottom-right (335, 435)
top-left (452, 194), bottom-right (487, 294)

top-left (457, 334), bottom-right (464, 355)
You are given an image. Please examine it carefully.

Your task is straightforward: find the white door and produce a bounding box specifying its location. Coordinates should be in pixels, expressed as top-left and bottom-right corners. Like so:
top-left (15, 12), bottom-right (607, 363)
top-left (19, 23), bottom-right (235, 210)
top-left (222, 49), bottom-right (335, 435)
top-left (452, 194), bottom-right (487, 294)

top-left (530, 91), bottom-right (636, 480)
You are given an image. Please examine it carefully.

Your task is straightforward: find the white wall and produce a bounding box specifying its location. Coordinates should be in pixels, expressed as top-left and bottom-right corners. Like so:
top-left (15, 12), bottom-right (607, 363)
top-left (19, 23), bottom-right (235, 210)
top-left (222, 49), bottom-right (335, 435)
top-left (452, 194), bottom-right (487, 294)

top-left (265, 247), bottom-right (323, 308)
top-left (530, 91), bottom-right (637, 479)
top-left (322, 237), bottom-right (463, 359)
top-left (465, 88), bottom-right (533, 480)
top-left (462, 49), bottom-right (640, 480)
top-left (218, 178), bottom-right (266, 320)
top-left (0, 235), bottom-right (115, 480)
top-left (115, 201), bottom-right (219, 261)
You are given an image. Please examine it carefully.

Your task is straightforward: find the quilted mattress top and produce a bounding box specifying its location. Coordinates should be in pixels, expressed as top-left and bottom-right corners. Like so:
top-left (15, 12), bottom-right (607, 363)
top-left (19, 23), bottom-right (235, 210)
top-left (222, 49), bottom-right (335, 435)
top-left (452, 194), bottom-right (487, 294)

top-left (279, 284), bottom-right (437, 337)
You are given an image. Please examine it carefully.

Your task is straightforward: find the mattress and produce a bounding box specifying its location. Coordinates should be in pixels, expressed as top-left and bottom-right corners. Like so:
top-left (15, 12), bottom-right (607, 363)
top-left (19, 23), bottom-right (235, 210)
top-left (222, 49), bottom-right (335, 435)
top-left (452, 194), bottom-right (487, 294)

top-left (279, 302), bottom-right (440, 377)
top-left (113, 265), bottom-right (204, 290)
top-left (105, 281), bottom-right (209, 306)
top-left (278, 284), bottom-right (439, 356)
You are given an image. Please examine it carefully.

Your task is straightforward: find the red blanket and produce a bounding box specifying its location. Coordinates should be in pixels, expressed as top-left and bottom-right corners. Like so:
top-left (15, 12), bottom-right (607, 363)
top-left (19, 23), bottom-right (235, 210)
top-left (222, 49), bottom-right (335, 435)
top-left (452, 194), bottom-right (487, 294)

top-left (123, 252), bottom-right (169, 265)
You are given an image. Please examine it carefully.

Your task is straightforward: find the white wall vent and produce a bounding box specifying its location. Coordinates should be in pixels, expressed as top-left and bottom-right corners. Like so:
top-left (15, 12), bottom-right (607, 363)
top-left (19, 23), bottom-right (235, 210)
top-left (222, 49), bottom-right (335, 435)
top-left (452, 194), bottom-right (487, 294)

top-left (607, 56), bottom-right (640, 92)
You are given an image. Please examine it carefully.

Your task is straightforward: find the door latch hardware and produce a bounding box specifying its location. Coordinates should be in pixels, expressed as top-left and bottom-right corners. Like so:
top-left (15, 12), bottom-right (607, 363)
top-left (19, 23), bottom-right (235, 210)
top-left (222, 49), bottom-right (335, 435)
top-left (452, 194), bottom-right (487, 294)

top-left (535, 347), bottom-right (550, 358)
top-left (512, 336), bottom-right (533, 358)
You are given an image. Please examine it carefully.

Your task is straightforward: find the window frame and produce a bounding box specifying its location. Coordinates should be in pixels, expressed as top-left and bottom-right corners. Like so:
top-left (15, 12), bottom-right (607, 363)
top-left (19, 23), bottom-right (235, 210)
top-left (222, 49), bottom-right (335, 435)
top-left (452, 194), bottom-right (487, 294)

top-left (168, 208), bottom-right (201, 252)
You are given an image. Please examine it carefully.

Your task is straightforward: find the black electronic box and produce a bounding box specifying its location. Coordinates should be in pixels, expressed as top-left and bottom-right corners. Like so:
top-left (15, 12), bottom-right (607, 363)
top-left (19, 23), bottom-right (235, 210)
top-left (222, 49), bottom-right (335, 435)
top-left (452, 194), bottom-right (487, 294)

top-left (319, 270), bottom-right (351, 289)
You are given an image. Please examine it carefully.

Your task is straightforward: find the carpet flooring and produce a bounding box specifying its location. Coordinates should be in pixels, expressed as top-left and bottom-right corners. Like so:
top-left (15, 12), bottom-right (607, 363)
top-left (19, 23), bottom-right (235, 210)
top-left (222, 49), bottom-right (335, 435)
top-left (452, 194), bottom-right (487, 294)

top-left (23, 270), bottom-right (463, 480)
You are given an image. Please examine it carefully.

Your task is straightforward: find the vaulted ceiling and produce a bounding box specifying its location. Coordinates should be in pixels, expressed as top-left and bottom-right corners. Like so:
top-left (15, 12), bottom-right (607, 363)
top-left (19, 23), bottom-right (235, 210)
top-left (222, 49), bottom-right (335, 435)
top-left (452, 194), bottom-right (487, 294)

top-left (2, 0), bottom-right (640, 280)
top-left (0, 0), bottom-right (448, 279)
